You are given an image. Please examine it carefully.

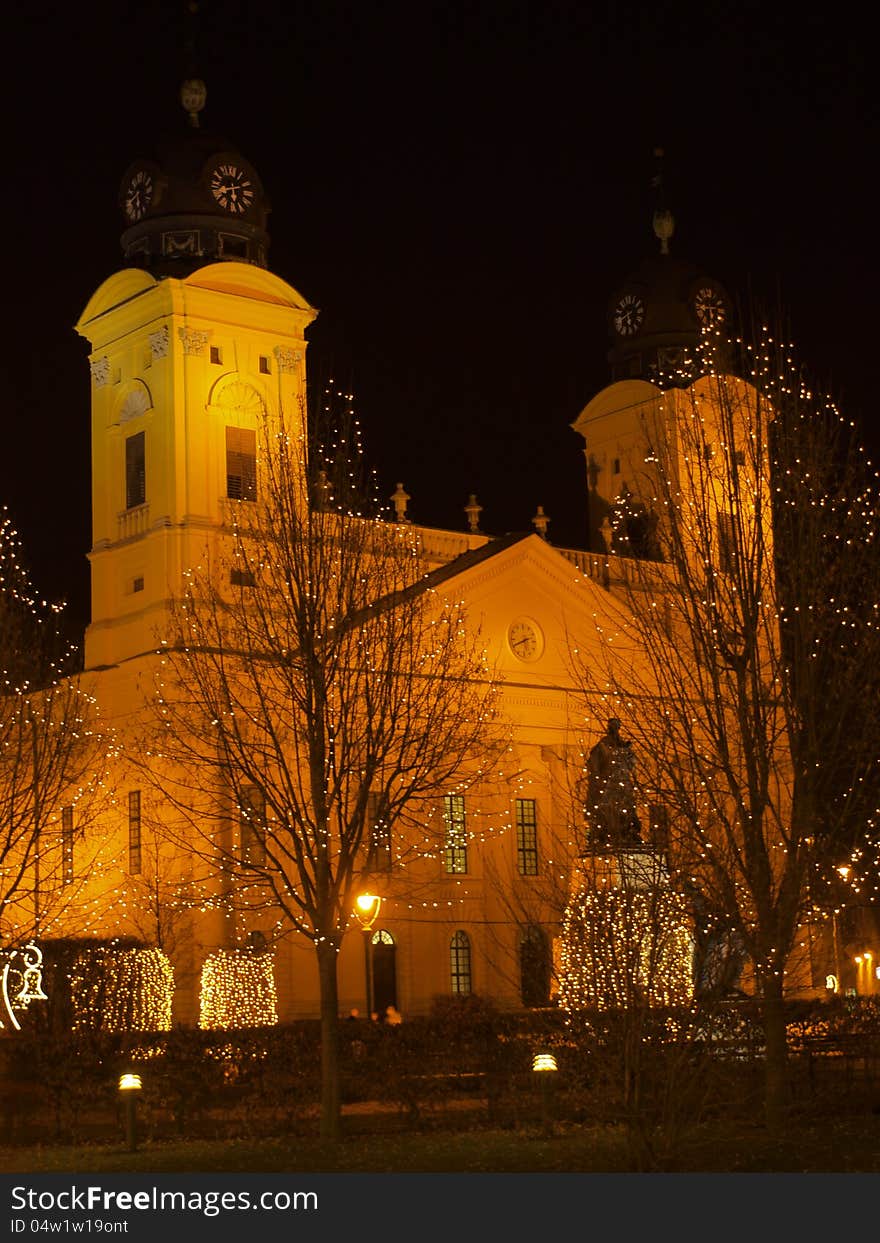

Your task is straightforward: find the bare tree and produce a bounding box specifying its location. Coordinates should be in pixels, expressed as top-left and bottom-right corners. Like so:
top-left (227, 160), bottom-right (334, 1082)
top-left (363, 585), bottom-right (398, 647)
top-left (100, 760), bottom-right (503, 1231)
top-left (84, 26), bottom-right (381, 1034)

top-left (143, 389), bottom-right (510, 1138)
top-left (122, 825), bottom-right (197, 963)
top-left (569, 322), bottom-right (880, 1127)
top-left (0, 509), bottom-right (110, 955)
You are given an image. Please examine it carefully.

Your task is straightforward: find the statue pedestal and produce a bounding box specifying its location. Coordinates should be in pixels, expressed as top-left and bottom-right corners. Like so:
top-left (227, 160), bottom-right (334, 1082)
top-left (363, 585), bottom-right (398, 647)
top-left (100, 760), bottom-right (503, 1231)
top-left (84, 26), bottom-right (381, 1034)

top-left (575, 846), bottom-right (670, 892)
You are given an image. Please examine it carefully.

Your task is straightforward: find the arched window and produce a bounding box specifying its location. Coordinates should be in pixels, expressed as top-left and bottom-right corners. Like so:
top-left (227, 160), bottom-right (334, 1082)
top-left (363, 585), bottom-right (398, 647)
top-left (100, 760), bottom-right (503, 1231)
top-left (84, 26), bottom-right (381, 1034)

top-left (520, 925), bottom-right (551, 1007)
top-left (371, 929), bottom-right (398, 1014)
top-left (450, 930), bottom-right (472, 995)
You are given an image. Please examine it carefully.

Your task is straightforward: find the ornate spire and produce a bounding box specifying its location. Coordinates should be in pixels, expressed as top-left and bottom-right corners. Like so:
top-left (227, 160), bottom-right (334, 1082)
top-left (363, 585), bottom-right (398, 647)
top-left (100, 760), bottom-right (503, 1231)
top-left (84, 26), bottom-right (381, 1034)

top-left (651, 148), bottom-right (675, 255)
top-left (180, 78), bottom-right (206, 128)
top-left (180, 1), bottom-right (206, 127)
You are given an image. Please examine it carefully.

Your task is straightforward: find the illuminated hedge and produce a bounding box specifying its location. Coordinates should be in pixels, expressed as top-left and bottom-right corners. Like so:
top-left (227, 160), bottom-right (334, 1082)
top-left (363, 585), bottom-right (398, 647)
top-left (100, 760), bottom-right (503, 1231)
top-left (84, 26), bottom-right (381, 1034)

top-left (559, 885), bottom-right (693, 1012)
top-left (199, 950), bottom-right (278, 1030)
top-left (70, 946), bottom-right (174, 1032)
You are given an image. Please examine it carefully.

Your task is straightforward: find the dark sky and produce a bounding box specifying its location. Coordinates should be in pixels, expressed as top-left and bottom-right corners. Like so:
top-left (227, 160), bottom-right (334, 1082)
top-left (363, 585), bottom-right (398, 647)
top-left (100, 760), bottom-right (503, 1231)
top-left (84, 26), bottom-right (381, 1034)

top-left (2, 2), bottom-right (875, 636)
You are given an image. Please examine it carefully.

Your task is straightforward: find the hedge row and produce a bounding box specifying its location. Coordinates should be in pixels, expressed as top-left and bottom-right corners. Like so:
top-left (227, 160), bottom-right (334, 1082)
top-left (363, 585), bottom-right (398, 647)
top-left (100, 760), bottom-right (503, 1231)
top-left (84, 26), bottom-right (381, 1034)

top-left (2, 993), bottom-right (879, 1145)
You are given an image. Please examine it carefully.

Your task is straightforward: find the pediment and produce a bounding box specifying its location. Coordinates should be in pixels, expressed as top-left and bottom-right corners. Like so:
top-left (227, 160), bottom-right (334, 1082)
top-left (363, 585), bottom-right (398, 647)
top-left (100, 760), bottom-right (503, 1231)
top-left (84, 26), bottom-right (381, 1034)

top-left (426, 533), bottom-right (618, 683)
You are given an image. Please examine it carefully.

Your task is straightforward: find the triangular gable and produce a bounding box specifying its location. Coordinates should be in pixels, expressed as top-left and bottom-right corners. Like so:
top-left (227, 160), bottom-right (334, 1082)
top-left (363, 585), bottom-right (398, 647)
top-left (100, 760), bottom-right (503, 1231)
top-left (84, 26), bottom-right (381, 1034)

top-left (421, 531), bottom-right (617, 687)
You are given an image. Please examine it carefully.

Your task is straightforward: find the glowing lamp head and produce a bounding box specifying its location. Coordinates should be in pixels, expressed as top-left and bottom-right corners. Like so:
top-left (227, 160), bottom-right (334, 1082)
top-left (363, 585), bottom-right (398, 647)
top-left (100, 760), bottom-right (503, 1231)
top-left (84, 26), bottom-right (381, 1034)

top-left (355, 893), bottom-right (381, 928)
top-left (118, 1073), bottom-right (142, 1092)
top-left (837, 865), bottom-right (851, 881)
top-left (532, 1053), bottom-right (558, 1073)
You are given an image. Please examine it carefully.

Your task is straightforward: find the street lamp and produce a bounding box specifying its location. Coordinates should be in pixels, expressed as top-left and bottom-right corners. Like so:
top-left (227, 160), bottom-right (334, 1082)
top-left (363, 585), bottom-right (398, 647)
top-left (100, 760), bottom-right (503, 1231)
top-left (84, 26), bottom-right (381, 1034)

top-left (354, 893), bottom-right (382, 1019)
top-left (832, 865), bottom-right (852, 993)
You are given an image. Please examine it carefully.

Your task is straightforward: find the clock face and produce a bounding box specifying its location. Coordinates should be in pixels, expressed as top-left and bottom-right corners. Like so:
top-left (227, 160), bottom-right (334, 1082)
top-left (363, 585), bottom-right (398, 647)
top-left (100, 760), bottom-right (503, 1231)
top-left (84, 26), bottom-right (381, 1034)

top-left (508, 618), bottom-right (541, 662)
top-left (123, 169), bottom-right (154, 222)
top-left (693, 286), bottom-right (727, 327)
top-left (210, 162), bottom-right (255, 214)
top-left (613, 292), bottom-right (646, 337)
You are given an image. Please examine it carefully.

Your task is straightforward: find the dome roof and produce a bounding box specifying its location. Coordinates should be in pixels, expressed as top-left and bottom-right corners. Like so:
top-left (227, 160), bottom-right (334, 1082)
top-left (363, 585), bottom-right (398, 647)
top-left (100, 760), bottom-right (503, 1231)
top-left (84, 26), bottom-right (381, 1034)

top-left (118, 81), bottom-right (271, 276)
top-left (606, 210), bottom-right (732, 385)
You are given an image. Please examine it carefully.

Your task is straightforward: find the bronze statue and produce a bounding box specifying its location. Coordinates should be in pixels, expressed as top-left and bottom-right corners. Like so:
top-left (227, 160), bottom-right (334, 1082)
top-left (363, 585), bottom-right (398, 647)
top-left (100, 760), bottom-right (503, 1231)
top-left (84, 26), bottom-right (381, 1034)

top-left (586, 718), bottom-right (642, 846)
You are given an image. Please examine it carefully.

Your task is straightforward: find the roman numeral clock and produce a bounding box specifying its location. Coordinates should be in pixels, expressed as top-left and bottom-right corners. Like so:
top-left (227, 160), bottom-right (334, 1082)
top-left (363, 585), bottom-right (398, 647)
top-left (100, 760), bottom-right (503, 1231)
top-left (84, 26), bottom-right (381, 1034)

top-left (209, 162), bottom-right (256, 214)
top-left (117, 80), bottom-right (271, 274)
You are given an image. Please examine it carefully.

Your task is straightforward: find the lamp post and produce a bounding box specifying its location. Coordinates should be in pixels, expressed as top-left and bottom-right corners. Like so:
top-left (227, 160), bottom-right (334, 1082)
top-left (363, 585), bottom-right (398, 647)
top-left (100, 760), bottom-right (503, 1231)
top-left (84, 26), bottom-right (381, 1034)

top-left (355, 893), bottom-right (382, 1019)
top-left (832, 865), bottom-right (851, 993)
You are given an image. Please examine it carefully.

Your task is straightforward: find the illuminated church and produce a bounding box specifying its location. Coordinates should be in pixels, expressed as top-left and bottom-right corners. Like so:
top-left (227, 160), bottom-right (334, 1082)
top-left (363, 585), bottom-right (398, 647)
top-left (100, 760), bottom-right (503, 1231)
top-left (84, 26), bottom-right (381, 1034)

top-left (27, 81), bottom-right (827, 1030)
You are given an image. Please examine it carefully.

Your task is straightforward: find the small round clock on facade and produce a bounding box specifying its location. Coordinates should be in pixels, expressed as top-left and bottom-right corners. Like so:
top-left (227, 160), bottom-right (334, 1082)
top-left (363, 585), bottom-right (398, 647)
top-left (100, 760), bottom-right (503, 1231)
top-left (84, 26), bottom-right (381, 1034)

top-left (123, 168), bottom-right (155, 222)
top-left (693, 285), bottom-right (727, 328)
top-left (613, 292), bottom-right (646, 337)
top-left (209, 162), bottom-right (255, 214)
top-left (508, 618), bottom-right (542, 662)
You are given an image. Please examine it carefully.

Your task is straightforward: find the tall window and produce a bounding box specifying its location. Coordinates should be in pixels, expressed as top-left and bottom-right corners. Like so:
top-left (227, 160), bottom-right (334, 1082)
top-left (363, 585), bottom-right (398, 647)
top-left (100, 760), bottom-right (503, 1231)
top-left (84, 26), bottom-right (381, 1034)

top-left (240, 785), bottom-right (266, 866)
top-left (443, 794), bottom-right (467, 874)
top-left (128, 790), bottom-right (142, 874)
top-left (125, 431), bottom-right (145, 509)
top-left (515, 798), bottom-right (538, 875)
top-left (717, 511), bottom-right (736, 575)
top-left (450, 930), bottom-right (472, 994)
top-left (372, 929), bottom-right (398, 1014)
top-left (61, 806), bottom-right (74, 886)
top-left (367, 791), bottom-right (392, 872)
top-left (226, 427), bottom-right (257, 500)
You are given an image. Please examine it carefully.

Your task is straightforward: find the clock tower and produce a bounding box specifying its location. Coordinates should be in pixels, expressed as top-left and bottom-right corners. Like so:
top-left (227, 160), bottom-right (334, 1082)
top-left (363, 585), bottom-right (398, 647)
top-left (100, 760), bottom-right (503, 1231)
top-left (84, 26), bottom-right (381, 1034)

top-left (572, 202), bottom-right (734, 555)
top-left (118, 79), bottom-right (271, 273)
top-left (76, 82), bottom-right (317, 671)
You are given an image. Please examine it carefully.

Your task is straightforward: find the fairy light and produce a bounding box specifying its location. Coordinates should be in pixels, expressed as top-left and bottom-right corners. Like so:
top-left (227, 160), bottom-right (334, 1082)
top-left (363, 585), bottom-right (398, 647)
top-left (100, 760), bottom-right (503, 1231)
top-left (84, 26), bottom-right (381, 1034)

top-left (198, 949), bottom-right (278, 1030)
top-left (70, 945), bottom-right (174, 1032)
top-left (559, 880), bottom-right (693, 1012)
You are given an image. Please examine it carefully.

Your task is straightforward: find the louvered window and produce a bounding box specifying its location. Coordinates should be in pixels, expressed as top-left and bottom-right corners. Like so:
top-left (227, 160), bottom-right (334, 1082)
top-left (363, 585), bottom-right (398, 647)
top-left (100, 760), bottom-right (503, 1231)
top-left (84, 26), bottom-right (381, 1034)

top-left (226, 427), bottom-right (257, 501)
top-left (125, 431), bottom-right (145, 509)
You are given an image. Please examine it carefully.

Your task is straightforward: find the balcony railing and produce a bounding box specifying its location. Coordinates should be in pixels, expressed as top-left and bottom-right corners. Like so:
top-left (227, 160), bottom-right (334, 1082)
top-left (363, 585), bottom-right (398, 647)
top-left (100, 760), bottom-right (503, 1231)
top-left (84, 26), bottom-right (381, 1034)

top-left (117, 503), bottom-right (150, 541)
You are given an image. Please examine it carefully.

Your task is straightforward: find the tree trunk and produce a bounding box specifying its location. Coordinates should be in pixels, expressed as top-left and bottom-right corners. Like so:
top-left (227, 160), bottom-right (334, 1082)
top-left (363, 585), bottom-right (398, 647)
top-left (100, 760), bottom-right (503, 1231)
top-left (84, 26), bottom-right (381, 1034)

top-left (761, 974), bottom-right (788, 1132)
top-left (316, 938), bottom-right (342, 1140)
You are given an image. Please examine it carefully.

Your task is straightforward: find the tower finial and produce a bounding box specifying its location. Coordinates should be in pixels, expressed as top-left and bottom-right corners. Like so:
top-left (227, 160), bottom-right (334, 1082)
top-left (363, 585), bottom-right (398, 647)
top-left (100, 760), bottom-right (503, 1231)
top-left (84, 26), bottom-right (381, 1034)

top-left (180, 78), bottom-right (207, 128)
top-left (464, 493), bottom-right (482, 533)
top-left (651, 146), bottom-right (674, 255)
top-left (180, 2), bottom-right (205, 127)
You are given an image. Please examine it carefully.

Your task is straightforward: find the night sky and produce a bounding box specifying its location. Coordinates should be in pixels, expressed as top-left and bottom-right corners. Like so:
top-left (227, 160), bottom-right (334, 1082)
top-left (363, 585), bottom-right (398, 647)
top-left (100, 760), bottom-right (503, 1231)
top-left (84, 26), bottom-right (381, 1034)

top-left (2, 2), bottom-right (874, 638)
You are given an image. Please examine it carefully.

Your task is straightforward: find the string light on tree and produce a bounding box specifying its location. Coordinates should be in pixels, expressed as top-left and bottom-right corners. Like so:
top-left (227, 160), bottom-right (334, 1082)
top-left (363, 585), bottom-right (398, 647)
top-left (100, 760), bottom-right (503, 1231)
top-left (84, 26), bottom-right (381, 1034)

top-left (70, 945), bottom-right (174, 1032)
top-left (199, 949), bottom-right (278, 1030)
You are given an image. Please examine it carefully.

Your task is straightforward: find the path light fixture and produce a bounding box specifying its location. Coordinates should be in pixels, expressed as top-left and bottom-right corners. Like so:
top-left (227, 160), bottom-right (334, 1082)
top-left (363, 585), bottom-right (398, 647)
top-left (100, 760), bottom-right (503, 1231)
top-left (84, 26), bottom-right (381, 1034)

top-left (532, 1052), bottom-right (558, 1135)
top-left (118, 1072), bottom-right (142, 1152)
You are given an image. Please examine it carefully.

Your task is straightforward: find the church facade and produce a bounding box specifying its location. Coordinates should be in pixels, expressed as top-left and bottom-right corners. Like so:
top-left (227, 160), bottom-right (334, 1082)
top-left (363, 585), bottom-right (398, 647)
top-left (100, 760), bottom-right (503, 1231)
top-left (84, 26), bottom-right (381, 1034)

top-left (13, 82), bottom-right (835, 1030)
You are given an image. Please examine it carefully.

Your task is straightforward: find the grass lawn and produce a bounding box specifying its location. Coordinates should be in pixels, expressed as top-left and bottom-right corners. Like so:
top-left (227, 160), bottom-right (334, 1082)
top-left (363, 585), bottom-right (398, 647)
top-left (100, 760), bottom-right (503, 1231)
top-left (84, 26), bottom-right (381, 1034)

top-left (3, 1116), bottom-right (880, 1174)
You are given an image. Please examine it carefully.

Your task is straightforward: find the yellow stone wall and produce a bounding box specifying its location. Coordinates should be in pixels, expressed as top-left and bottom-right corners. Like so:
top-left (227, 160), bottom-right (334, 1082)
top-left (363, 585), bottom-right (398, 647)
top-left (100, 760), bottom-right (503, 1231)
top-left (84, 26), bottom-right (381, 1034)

top-left (40, 261), bottom-right (813, 1027)
top-left (76, 263), bottom-right (315, 670)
